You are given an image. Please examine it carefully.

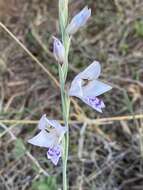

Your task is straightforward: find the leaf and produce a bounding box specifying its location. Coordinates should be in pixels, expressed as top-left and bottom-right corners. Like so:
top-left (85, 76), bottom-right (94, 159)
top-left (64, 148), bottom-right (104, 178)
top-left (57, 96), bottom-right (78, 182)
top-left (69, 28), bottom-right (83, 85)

top-left (134, 20), bottom-right (143, 37)
top-left (31, 177), bottom-right (58, 190)
top-left (13, 139), bottom-right (26, 159)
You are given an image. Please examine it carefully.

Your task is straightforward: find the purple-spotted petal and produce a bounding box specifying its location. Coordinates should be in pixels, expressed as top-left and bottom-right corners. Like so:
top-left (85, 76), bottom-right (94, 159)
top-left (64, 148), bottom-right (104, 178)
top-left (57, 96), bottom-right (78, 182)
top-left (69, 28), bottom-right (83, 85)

top-left (53, 36), bottom-right (65, 63)
top-left (47, 145), bottom-right (62, 165)
top-left (83, 97), bottom-right (105, 113)
top-left (67, 6), bottom-right (91, 35)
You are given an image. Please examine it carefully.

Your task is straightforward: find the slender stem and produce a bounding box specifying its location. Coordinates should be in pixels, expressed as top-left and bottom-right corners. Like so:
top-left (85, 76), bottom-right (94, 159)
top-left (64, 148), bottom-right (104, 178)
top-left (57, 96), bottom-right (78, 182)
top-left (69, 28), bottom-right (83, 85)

top-left (58, 1), bottom-right (70, 189)
top-left (59, 64), bottom-right (70, 190)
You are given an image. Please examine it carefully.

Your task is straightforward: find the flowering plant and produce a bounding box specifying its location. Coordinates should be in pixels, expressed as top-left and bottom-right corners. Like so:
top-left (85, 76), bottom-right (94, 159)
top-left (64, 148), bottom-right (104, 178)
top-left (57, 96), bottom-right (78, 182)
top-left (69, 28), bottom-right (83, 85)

top-left (28, 1), bottom-right (112, 189)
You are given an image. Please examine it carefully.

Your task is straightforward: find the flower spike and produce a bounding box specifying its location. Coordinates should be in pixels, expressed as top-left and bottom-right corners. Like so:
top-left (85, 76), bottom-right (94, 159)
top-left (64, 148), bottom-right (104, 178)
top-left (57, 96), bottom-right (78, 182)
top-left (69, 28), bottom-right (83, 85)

top-left (66, 6), bottom-right (91, 35)
top-left (53, 36), bottom-right (65, 63)
top-left (69, 61), bottom-right (112, 112)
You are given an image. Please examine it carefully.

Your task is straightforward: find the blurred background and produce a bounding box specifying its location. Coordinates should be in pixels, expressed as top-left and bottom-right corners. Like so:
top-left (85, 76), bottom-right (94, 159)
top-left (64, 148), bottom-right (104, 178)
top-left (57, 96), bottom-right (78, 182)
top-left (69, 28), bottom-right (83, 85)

top-left (0, 0), bottom-right (143, 189)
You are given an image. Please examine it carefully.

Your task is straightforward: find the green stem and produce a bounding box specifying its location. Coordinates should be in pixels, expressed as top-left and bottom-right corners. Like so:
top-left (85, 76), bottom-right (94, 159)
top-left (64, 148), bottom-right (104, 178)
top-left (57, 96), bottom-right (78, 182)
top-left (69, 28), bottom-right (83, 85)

top-left (59, 65), bottom-right (70, 190)
top-left (58, 1), bottom-right (70, 189)
top-left (62, 123), bottom-right (69, 190)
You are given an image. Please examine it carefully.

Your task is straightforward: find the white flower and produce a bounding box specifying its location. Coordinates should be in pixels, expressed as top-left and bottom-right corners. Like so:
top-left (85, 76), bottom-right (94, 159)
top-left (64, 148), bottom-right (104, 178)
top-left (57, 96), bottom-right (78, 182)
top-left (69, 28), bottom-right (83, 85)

top-left (69, 61), bottom-right (112, 112)
top-left (28, 115), bottom-right (67, 147)
top-left (28, 115), bottom-right (67, 165)
top-left (66, 6), bottom-right (91, 35)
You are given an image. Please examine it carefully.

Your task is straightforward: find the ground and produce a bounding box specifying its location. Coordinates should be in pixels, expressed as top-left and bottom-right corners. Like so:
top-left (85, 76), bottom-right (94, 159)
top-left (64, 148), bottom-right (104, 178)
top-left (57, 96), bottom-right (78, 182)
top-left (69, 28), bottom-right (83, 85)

top-left (0, 0), bottom-right (143, 189)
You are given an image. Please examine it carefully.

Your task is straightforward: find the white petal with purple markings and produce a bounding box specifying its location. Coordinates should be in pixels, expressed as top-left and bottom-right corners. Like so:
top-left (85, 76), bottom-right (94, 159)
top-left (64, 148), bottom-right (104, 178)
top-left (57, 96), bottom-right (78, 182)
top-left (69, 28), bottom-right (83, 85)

top-left (69, 61), bottom-right (112, 112)
top-left (82, 97), bottom-right (105, 113)
top-left (47, 145), bottom-right (62, 165)
top-left (28, 115), bottom-right (67, 165)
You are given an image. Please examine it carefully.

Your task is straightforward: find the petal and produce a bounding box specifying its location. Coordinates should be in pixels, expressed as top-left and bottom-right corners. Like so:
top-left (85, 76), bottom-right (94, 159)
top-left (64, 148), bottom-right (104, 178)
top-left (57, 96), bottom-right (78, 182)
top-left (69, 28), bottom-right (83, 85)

top-left (38, 114), bottom-right (47, 130)
top-left (53, 36), bottom-right (65, 63)
top-left (66, 6), bottom-right (91, 35)
top-left (47, 119), bottom-right (62, 129)
top-left (69, 61), bottom-right (101, 97)
top-left (77, 61), bottom-right (101, 80)
top-left (47, 145), bottom-right (62, 165)
top-left (82, 97), bottom-right (105, 113)
top-left (46, 119), bottom-right (67, 138)
top-left (38, 116), bottom-right (67, 145)
top-left (28, 130), bottom-right (56, 148)
top-left (69, 61), bottom-right (101, 98)
top-left (69, 79), bottom-right (112, 99)
top-left (48, 120), bottom-right (67, 131)
top-left (83, 80), bottom-right (112, 97)
top-left (69, 78), bottom-right (83, 97)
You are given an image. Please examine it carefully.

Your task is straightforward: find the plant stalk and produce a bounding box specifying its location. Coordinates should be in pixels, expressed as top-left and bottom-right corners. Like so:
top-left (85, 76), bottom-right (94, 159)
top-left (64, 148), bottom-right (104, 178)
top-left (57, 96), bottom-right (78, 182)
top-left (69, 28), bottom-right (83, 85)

top-left (58, 0), bottom-right (70, 189)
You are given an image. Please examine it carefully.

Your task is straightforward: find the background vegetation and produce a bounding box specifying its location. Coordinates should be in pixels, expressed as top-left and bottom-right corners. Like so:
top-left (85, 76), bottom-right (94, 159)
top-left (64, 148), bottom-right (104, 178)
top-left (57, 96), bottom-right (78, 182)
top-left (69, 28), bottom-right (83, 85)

top-left (0, 0), bottom-right (143, 189)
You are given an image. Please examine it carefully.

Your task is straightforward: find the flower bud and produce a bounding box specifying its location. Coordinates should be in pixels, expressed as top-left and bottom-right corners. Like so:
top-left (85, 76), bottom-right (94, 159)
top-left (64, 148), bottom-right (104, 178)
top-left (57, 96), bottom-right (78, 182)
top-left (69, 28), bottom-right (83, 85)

top-left (66, 6), bottom-right (91, 35)
top-left (53, 36), bottom-right (65, 63)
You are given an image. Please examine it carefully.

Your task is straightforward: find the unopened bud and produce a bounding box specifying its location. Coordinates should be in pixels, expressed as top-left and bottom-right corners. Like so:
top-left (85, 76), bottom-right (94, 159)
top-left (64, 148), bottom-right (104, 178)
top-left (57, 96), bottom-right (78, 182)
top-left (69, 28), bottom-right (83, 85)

top-left (53, 37), bottom-right (65, 63)
top-left (66, 6), bottom-right (91, 35)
